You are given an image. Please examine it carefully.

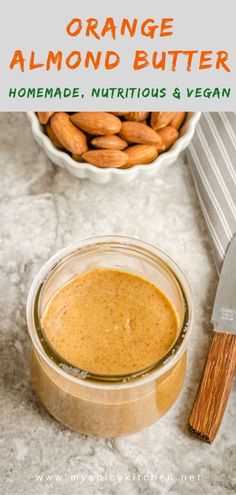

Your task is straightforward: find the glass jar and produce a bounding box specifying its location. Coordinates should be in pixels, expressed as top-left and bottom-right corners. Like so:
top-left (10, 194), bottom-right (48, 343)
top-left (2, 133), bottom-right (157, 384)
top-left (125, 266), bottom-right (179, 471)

top-left (27, 236), bottom-right (194, 437)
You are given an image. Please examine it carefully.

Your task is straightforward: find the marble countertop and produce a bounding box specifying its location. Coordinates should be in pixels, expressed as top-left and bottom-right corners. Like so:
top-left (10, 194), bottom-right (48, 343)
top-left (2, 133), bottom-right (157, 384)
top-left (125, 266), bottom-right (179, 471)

top-left (0, 113), bottom-right (235, 495)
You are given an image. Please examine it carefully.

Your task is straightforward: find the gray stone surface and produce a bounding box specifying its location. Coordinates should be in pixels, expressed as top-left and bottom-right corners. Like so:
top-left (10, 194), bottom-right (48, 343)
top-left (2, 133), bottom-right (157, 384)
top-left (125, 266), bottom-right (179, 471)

top-left (0, 113), bottom-right (235, 495)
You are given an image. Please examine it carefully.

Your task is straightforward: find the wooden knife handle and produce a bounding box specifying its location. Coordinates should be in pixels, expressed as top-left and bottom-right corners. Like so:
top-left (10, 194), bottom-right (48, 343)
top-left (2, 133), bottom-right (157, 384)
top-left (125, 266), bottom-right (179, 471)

top-left (189, 331), bottom-right (236, 444)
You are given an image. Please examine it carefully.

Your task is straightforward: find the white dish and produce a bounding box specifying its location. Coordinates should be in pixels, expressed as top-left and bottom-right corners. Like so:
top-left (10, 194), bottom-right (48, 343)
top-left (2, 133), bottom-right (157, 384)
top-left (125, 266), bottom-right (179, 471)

top-left (27, 112), bottom-right (201, 185)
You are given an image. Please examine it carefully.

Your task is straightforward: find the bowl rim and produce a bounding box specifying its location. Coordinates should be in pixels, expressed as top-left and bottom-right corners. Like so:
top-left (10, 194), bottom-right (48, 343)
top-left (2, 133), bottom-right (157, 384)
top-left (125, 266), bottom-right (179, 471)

top-left (27, 112), bottom-right (201, 177)
top-left (26, 235), bottom-right (195, 390)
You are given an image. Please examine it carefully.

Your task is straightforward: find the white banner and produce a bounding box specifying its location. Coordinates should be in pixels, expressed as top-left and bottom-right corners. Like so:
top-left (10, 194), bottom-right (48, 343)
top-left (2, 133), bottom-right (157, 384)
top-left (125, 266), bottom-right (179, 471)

top-left (0, 0), bottom-right (235, 110)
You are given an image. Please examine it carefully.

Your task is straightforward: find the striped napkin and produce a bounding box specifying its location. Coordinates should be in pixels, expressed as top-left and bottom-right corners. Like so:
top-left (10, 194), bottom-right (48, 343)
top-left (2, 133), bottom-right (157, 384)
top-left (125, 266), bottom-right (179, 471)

top-left (187, 113), bottom-right (236, 273)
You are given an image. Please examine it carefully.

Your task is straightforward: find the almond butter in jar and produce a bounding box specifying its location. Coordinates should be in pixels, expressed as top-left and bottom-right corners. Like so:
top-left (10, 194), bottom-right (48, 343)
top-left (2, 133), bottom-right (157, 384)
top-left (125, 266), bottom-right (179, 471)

top-left (27, 236), bottom-right (194, 437)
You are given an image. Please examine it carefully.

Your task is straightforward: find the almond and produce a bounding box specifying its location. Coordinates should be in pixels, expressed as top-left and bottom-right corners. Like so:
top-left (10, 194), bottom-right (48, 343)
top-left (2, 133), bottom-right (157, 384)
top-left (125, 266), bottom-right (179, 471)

top-left (90, 135), bottom-right (128, 150)
top-left (45, 122), bottom-right (63, 148)
top-left (71, 154), bottom-right (86, 162)
top-left (156, 126), bottom-right (179, 152)
top-left (82, 149), bottom-right (128, 168)
top-left (124, 112), bottom-right (150, 122)
top-left (71, 112), bottom-right (121, 136)
top-left (123, 145), bottom-right (158, 168)
top-left (119, 122), bottom-right (161, 145)
top-left (37, 112), bottom-right (55, 125)
top-left (151, 112), bottom-right (177, 131)
top-left (51, 113), bottom-right (88, 155)
top-left (170, 112), bottom-right (186, 130)
top-left (110, 112), bottom-right (130, 116)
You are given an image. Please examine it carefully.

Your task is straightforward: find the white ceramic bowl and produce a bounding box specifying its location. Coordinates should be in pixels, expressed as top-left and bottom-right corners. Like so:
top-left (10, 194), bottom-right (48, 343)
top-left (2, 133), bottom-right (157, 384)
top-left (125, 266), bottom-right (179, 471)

top-left (27, 112), bottom-right (201, 185)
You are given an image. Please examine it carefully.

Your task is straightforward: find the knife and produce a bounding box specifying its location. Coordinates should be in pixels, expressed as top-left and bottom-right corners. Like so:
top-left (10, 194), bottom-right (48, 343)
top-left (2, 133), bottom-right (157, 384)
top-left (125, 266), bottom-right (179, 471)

top-left (189, 234), bottom-right (236, 444)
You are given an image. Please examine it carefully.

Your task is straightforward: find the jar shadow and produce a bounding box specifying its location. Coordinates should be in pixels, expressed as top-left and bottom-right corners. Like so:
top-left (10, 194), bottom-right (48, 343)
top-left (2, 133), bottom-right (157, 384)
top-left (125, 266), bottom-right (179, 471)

top-left (0, 329), bottom-right (87, 435)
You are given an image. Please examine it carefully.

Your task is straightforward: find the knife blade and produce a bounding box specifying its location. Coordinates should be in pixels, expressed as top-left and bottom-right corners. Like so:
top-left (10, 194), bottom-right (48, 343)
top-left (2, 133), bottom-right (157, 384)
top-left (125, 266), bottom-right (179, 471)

top-left (189, 234), bottom-right (236, 443)
top-left (211, 233), bottom-right (236, 333)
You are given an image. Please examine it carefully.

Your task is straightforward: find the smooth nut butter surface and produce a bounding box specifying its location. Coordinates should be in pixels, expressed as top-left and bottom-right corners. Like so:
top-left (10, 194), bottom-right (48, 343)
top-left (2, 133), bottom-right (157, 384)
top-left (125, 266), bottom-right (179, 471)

top-left (42, 268), bottom-right (178, 375)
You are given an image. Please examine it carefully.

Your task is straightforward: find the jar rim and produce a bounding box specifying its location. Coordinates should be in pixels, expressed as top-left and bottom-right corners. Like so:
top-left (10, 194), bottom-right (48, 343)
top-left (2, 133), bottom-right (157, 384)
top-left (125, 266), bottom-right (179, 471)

top-left (26, 235), bottom-right (195, 390)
